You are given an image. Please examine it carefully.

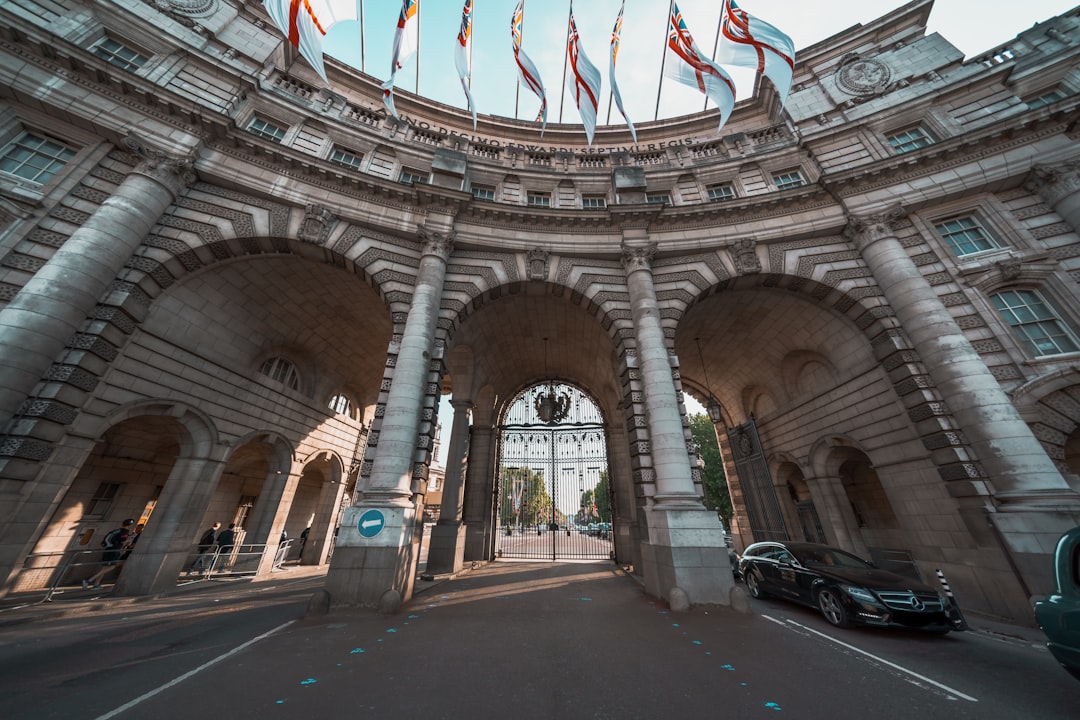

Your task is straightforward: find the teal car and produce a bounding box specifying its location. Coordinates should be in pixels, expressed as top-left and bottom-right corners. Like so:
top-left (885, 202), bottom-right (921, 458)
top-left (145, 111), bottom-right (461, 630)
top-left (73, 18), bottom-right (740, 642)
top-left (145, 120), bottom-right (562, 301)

top-left (1035, 525), bottom-right (1080, 680)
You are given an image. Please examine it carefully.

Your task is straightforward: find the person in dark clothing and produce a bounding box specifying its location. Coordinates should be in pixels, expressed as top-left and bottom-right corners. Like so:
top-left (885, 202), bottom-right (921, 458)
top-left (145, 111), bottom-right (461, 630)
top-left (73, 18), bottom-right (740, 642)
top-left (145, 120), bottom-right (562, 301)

top-left (189, 521), bottom-right (220, 573)
top-left (217, 523), bottom-right (237, 554)
top-left (83, 518), bottom-right (135, 589)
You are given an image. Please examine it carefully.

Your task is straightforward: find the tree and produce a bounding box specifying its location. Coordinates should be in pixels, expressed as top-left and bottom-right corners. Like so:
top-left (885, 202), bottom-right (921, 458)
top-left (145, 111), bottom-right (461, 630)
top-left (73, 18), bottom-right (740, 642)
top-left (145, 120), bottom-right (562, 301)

top-left (499, 466), bottom-right (551, 527)
top-left (689, 413), bottom-right (733, 526)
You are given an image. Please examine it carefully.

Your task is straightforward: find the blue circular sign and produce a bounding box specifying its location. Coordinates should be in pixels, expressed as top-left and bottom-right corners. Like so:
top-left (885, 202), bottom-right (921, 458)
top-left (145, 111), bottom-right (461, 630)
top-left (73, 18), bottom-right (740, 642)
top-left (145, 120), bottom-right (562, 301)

top-left (357, 509), bottom-right (386, 538)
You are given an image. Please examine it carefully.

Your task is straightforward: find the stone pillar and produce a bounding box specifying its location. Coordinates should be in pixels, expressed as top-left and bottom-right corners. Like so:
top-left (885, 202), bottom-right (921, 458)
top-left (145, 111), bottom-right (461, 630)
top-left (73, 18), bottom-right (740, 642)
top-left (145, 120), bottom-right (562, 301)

top-left (426, 399), bottom-right (472, 574)
top-left (846, 208), bottom-right (1076, 505)
top-left (1027, 161), bottom-right (1080, 236)
top-left (806, 476), bottom-right (866, 555)
top-left (622, 239), bottom-right (732, 607)
top-left (326, 228), bottom-right (454, 608)
top-left (463, 424), bottom-right (496, 561)
top-left (0, 143), bottom-right (194, 429)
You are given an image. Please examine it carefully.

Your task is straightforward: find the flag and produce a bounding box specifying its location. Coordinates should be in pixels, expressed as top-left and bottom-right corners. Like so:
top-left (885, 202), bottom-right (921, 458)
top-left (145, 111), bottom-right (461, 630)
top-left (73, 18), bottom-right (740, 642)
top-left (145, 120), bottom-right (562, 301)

top-left (381, 0), bottom-right (420, 119)
top-left (609, 1), bottom-right (637, 144)
top-left (566, 12), bottom-right (601, 146)
top-left (455, 0), bottom-right (478, 129)
top-left (715, 0), bottom-right (795, 105)
top-left (665, 2), bottom-right (736, 131)
top-left (511, 1), bottom-right (548, 132)
top-left (262, 0), bottom-right (358, 83)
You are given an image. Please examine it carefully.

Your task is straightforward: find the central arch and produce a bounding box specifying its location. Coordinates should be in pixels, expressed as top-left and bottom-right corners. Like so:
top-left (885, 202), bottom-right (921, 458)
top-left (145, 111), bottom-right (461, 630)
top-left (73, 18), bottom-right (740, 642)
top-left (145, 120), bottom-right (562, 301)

top-left (495, 382), bottom-right (611, 561)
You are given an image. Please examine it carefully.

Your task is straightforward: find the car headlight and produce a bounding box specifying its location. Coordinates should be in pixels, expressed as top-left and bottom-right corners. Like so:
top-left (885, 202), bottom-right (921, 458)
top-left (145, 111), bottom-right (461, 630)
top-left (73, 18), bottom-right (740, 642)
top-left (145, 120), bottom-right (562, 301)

top-left (843, 586), bottom-right (877, 603)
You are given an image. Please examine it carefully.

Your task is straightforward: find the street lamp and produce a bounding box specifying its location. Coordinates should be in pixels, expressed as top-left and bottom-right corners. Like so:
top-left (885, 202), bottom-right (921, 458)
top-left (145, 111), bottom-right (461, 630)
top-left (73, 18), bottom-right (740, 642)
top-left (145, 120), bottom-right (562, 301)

top-left (695, 337), bottom-right (728, 429)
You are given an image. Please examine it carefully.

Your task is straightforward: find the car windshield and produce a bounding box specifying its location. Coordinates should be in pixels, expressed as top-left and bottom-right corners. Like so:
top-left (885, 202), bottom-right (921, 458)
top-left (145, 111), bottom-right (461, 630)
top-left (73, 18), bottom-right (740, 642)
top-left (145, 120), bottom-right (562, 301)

top-left (795, 547), bottom-right (870, 569)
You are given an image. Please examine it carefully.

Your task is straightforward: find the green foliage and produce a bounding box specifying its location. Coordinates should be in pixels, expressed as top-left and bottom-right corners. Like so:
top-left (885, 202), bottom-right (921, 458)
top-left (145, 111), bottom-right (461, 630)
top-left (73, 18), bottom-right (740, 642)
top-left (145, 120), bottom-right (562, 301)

top-left (578, 471), bottom-right (611, 523)
top-left (499, 466), bottom-right (552, 526)
top-left (689, 413), bottom-right (733, 524)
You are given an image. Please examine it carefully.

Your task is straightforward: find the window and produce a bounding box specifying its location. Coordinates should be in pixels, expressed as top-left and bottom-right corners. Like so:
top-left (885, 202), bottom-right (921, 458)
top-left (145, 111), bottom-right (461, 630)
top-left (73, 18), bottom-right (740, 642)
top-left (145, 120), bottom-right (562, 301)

top-left (526, 191), bottom-right (550, 207)
top-left (0, 132), bottom-right (76, 184)
top-left (582, 195), bottom-right (607, 210)
top-left (259, 357), bottom-right (300, 391)
top-left (329, 147), bottom-right (363, 171)
top-left (329, 394), bottom-right (352, 417)
top-left (773, 170), bottom-right (805, 191)
top-left (992, 289), bottom-right (1080, 357)
top-left (93, 38), bottom-right (148, 72)
top-left (934, 216), bottom-right (999, 257)
top-left (887, 127), bottom-right (934, 154)
top-left (399, 167), bottom-right (428, 184)
top-left (247, 118), bottom-right (286, 143)
top-left (706, 184), bottom-right (737, 202)
top-left (646, 192), bottom-right (671, 205)
top-left (1027, 90), bottom-right (1065, 109)
top-left (471, 184), bottom-right (495, 201)
top-left (87, 482), bottom-right (122, 518)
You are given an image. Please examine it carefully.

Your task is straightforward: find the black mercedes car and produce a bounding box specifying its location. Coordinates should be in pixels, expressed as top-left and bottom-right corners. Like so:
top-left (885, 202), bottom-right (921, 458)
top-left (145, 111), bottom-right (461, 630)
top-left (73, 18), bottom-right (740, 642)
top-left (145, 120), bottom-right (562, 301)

top-left (738, 541), bottom-right (961, 632)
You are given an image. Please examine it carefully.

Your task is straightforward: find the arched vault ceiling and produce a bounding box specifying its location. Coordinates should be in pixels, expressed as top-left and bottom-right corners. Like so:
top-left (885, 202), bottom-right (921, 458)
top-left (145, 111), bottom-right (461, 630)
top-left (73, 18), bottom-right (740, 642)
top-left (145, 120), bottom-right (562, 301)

top-left (677, 288), bottom-right (875, 419)
top-left (449, 289), bottom-right (621, 418)
top-left (141, 256), bottom-right (392, 405)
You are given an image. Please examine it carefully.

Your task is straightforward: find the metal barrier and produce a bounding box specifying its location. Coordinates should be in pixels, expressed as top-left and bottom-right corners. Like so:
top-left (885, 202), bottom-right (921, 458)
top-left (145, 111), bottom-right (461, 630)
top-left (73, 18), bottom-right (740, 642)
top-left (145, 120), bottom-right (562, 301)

top-left (1, 548), bottom-right (131, 608)
top-left (178, 543), bottom-right (275, 584)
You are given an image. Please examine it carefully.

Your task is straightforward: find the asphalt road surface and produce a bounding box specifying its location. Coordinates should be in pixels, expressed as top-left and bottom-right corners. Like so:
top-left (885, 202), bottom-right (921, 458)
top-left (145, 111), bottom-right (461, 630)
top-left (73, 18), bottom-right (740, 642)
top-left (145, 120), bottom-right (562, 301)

top-left (0, 563), bottom-right (1076, 719)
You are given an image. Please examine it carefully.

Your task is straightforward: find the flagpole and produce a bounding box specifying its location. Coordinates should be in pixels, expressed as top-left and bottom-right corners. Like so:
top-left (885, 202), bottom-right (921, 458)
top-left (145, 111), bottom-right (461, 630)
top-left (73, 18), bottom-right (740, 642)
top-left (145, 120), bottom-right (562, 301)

top-left (605, 0), bottom-right (625, 126)
top-left (514, 3), bottom-right (522, 120)
top-left (655, 0), bottom-right (674, 121)
top-left (469, 0), bottom-right (474, 92)
top-left (415, 0), bottom-right (421, 95)
top-left (559, 1), bottom-right (572, 124)
top-left (705, 4), bottom-right (723, 112)
top-left (359, 0), bottom-right (366, 73)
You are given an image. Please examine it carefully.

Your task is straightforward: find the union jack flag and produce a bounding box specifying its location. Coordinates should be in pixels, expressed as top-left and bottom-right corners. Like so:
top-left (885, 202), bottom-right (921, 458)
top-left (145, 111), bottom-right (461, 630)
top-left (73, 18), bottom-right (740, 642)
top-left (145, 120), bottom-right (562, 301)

top-left (455, 0), bottom-right (477, 128)
top-left (512, 0), bottom-right (548, 130)
top-left (608, 0), bottom-right (636, 144)
top-left (716, 0), bottom-right (796, 104)
top-left (665, 2), bottom-right (736, 130)
top-left (567, 12), bottom-right (601, 146)
top-left (381, 0), bottom-right (420, 119)
top-left (261, 0), bottom-right (358, 82)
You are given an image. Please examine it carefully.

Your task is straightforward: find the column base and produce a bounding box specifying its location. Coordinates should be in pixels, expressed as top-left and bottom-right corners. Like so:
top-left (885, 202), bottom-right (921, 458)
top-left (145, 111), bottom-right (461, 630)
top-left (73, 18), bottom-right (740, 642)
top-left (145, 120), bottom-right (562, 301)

top-left (638, 506), bottom-right (734, 607)
top-left (426, 521), bottom-right (467, 574)
top-left (324, 505), bottom-right (420, 609)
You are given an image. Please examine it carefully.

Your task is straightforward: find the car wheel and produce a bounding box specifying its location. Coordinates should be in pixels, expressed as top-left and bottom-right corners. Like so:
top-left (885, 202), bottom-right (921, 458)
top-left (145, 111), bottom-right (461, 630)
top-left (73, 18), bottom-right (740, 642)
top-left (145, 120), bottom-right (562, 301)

top-left (746, 571), bottom-right (766, 599)
top-left (817, 588), bottom-right (851, 628)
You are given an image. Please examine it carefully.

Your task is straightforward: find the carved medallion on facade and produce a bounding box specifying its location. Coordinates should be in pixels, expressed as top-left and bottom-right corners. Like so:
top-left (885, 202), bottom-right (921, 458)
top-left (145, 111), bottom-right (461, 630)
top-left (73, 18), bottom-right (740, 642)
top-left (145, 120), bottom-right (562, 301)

top-left (527, 248), bottom-right (549, 281)
top-left (729, 238), bottom-right (761, 275)
top-left (299, 204), bottom-right (338, 246)
top-left (836, 54), bottom-right (893, 97)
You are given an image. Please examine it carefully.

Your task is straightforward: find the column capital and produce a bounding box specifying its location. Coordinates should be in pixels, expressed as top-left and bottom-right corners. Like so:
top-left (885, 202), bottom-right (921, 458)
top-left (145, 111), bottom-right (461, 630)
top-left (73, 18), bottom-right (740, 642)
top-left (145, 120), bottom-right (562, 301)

top-left (450, 398), bottom-right (474, 411)
top-left (620, 242), bottom-right (657, 273)
top-left (843, 205), bottom-right (907, 250)
top-left (1025, 161), bottom-right (1080, 206)
top-left (418, 226), bottom-right (455, 261)
top-left (122, 133), bottom-right (196, 198)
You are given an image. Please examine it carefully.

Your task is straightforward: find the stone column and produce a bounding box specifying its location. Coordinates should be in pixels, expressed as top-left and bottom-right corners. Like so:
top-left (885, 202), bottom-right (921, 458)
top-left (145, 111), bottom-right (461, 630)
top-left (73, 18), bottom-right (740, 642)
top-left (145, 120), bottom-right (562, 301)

top-left (0, 141), bottom-right (194, 429)
top-left (1027, 161), bottom-right (1080, 236)
top-left (426, 399), bottom-right (472, 574)
top-left (326, 228), bottom-right (453, 608)
top-left (846, 208), bottom-right (1076, 506)
top-left (622, 239), bottom-right (732, 607)
top-left (463, 424), bottom-right (496, 561)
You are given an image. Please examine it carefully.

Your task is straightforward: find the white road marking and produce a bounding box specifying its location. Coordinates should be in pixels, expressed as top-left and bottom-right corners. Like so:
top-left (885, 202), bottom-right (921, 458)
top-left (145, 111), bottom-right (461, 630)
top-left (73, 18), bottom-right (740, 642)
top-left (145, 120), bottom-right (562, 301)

top-left (761, 614), bottom-right (979, 703)
top-left (94, 620), bottom-right (296, 719)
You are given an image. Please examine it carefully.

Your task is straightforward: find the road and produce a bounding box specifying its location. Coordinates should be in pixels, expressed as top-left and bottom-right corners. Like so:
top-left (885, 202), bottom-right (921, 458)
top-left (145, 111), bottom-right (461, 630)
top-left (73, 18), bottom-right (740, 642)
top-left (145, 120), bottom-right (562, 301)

top-left (0, 563), bottom-right (1076, 719)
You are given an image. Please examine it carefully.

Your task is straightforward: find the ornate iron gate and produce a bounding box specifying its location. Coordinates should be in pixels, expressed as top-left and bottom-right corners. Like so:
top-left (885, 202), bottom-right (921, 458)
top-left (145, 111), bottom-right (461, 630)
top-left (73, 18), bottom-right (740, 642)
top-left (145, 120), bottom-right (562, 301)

top-left (496, 383), bottom-right (611, 561)
top-left (728, 417), bottom-right (789, 542)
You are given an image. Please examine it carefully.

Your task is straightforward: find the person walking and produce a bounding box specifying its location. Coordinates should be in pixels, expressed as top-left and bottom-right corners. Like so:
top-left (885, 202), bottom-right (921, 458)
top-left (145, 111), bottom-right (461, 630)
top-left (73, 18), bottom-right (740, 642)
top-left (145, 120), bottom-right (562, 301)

top-left (83, 518), bottom-right (135, 589)
top-left (215, 523), bottom-right (238, 571)
top-left (188, 521), bottom-right (220, 574)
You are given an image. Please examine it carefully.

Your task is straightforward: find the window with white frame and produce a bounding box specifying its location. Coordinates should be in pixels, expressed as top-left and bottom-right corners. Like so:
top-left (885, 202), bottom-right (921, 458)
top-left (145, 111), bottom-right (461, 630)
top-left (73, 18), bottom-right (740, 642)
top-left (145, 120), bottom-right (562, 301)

top-left (247, 117), bottom-right (286, 143)
top-left (329, 147), bottom-right (363, 170)
top-left (526, 191), bottom-right (550, 207)
top-left (87, 482), bottom-right (122, 518)
top-left (582, 194), bottom-right (607, 210)
top-left (399, 167), bottom-right (428, 184)
top-left (0, 132), bottom-right (76, 184)
top-left (934, 216), bottom-right (999, 257)
top-left (773, 170), bottom-right (805, 191)
top-left (887, 127), bottom-right (934, 154)
top-left (471, 184), bottom-right (495, 201)
top-left (93, 37), bottom-right (149, 72)
top-left (1026, 90), bottom-right (1065, 109)
top-left (991, 289), bottom-right (1080, 357)
top-left (328, 394), bottom-right (352, 417)
top-left (706, 183), bottom-right (737, 202)
top-left (646, 192), bottom-right (671, 205)
top-left (259, 357), bottom-right (300, 391)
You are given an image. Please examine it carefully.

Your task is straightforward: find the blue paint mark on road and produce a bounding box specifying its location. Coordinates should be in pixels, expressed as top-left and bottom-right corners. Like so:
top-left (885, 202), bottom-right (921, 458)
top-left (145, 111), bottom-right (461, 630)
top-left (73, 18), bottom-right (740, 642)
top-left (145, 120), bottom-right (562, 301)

top-left (350, 648), bottom-right (364, 654)
top-left (300, 679), bottom-right (317, 686)
top-left (765, 702), bottom-right (782, 711)
top-left (721, 664), bottom-right (735, 671)
top-left (386, 628), bottom-right (397, 633)
top-left (692, 640), bottom-right (702, 645)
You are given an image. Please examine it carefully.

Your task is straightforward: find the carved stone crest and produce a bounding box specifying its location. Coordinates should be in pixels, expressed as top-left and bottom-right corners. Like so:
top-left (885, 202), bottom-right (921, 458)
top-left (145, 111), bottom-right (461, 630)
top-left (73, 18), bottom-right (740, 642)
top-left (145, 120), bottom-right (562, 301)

top-left (836, 54), bottom-right (893, 97)
top-left (299, 204), bottom-right (338, 246)
top-left (527, 247), bottom-right (549, 281)
top-left (729, 238), bottom-right (761, 275)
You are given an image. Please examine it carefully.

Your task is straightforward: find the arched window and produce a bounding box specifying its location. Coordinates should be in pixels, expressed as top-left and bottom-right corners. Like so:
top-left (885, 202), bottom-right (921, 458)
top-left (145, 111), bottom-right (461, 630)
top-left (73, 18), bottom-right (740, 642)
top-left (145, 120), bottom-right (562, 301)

top-left (259, 357), bottom-right (300, 391)
top-left (991, 289), bottom-right (1080, 357)
top-left (328, 394), bottom-right (352, 417)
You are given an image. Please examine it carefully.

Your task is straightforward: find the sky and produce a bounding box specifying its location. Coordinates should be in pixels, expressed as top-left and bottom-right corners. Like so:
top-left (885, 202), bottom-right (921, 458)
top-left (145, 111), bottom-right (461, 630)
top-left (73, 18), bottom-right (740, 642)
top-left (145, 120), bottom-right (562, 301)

top-left (321, 0), bottom-right (1077, 129)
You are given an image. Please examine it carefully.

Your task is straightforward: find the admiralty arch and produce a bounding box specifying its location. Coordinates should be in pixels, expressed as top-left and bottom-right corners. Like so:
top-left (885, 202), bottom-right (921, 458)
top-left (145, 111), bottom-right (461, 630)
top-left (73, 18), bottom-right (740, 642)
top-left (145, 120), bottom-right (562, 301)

top-left (0, 0), bottom-right (1079, 625)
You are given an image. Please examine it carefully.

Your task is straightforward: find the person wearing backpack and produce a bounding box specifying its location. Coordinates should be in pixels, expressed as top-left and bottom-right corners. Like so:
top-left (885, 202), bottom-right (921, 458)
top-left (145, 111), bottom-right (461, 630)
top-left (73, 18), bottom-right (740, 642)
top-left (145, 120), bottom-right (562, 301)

top-left (188, 521), bottom-right (221, 574)
top-left (82, 518), bottom-right (135, 589)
